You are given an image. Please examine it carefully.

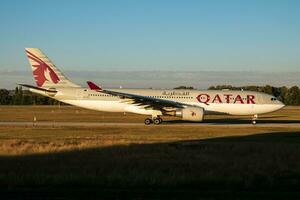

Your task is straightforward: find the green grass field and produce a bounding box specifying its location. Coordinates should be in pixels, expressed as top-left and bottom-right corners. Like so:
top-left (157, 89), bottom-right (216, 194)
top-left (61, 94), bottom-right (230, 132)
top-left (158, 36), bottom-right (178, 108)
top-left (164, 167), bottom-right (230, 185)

top-left (0, 106), bottom-right (300, 199)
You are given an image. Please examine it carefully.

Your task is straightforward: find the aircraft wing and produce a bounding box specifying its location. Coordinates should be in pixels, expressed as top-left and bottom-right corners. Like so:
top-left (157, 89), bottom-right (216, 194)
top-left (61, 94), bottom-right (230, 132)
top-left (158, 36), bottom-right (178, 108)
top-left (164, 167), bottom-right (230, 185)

top-left (87, 81), bottom-right (186, 110)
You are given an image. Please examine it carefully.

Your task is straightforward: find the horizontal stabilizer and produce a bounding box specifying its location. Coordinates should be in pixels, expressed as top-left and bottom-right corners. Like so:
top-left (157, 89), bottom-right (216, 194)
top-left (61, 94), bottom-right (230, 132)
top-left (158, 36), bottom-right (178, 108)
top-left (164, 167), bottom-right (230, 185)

top-left (17, 83), bottom-right (57, 94)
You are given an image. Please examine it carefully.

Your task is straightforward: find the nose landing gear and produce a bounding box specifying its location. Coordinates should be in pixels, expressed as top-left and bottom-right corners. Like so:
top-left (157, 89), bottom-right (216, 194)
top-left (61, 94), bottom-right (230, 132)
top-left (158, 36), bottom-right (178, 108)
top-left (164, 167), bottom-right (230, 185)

top-left (252, 114), bottom-right (258, 125)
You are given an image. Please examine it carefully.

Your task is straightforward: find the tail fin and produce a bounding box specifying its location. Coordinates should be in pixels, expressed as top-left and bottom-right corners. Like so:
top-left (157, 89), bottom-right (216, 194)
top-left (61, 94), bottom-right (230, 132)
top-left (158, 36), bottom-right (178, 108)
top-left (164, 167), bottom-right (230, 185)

top-left (25, 48), bottom-right (80, 88)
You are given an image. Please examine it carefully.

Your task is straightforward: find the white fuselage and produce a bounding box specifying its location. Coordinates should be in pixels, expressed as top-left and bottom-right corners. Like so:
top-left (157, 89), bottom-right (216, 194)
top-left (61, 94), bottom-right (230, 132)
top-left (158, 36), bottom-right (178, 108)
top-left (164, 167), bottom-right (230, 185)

top-left (32, 87), bottom-right (285, 117)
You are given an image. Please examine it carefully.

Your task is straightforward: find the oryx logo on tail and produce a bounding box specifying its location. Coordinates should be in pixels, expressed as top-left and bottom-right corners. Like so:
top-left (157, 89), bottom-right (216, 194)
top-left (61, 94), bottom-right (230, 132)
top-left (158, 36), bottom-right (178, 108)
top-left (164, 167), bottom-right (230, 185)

top-left (26, 50), bottom-right (60, 87)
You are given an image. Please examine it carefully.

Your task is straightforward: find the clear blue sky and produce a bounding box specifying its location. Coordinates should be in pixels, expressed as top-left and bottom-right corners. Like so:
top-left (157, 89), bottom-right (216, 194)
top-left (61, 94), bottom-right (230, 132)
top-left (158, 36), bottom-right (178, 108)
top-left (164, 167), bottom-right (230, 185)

top-left (0, 0), bottom-right (300, 72)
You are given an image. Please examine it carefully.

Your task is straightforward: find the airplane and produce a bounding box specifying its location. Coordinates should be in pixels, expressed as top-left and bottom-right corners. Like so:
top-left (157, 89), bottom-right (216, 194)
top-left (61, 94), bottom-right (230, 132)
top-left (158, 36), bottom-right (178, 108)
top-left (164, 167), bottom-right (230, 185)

top-left (20, 48), bottom-right (285, 125)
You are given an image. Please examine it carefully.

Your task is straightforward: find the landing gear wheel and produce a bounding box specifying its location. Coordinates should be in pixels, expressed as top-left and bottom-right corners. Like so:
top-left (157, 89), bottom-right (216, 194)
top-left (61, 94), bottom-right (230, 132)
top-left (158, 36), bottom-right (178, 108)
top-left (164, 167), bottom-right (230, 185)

top-left (158, 118), bottom-right (163, 123)
top-left (252, 114), bottom-right (258, 125)
top-left (144, 118), bottom-right (152, 125)
top-left (153, 118), bottom-right (161, 125)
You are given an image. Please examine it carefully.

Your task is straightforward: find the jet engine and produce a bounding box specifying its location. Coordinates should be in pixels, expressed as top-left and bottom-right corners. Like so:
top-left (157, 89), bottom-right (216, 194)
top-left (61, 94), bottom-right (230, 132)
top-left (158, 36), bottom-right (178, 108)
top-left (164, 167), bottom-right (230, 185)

top-left (174, 106), bottom-right (204, 122)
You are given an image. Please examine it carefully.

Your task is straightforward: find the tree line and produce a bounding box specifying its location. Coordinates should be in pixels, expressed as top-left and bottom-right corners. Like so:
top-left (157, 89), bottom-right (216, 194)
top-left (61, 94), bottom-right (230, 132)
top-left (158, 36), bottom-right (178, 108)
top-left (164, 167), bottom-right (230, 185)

top-left (0, 86), bottom-right (60, 105)
top-left (0, 85), bottom-right (300, 105)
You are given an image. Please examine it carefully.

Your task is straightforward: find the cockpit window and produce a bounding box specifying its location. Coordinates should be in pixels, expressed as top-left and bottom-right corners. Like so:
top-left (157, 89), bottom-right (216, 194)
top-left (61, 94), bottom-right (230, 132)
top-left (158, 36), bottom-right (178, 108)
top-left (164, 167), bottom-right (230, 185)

top-left (271, 97), bottom-right (277, 101)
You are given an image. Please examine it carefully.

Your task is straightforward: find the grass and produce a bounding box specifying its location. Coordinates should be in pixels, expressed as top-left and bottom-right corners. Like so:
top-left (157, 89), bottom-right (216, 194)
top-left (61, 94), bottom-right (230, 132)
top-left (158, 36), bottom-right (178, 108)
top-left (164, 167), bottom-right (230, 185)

top-left (0, 126), bottom-right (295, 155)
top-left (0, 106), bottom-right (300, 199)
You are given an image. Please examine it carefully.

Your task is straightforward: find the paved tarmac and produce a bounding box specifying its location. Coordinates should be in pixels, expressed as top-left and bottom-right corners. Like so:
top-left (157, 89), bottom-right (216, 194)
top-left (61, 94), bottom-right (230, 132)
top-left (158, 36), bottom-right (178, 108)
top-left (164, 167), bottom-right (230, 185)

top-left (1, 121), bottom-right (300, 128)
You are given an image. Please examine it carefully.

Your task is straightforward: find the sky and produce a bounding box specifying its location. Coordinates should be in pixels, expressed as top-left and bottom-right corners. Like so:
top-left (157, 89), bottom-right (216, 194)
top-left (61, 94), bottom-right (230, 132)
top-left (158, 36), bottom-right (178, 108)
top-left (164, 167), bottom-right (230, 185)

top-left (0, 0), bottom-right (300, 88)
top-left (1, 70), bottom-right (300, 89)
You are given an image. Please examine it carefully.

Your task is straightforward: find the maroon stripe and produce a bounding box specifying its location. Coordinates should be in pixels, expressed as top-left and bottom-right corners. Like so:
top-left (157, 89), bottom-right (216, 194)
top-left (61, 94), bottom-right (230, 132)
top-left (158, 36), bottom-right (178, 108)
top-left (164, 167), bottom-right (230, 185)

top-left (27, 55), bottom-right (43, 65)
top-left (26, 50), bottom-right (44, 64)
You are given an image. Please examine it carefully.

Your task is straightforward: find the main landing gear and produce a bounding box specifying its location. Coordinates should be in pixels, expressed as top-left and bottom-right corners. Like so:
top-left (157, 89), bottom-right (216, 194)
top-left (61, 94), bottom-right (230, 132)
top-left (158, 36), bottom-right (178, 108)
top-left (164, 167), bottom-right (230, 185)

top-left (252, 114), bottom-right (258, 125)
top-left (144, 117), bottom-right (163, 125)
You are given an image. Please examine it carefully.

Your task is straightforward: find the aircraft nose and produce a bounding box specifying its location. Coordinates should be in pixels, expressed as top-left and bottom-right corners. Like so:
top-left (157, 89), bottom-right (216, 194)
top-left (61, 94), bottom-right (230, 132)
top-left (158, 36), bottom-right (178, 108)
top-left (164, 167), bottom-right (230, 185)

top-left (277, 100), bottom-right (285, 109)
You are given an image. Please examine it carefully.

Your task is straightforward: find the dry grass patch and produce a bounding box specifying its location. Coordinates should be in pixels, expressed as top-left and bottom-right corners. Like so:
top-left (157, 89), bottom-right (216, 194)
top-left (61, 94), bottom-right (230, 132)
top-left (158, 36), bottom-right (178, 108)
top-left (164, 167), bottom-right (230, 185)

top-left (0, 125), bottom-right (299, 155)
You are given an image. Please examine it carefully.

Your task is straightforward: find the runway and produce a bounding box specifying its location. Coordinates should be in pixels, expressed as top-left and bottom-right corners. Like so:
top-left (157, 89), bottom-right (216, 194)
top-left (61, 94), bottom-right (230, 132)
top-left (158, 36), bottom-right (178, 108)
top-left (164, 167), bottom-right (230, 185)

top-left (1, 121), bottom-right (300, 128)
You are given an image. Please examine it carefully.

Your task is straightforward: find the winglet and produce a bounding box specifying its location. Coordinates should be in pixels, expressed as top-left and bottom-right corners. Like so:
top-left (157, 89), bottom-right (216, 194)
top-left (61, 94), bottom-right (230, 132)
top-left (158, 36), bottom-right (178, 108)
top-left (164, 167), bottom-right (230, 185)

top-left (87, 81), bottom-right (102, 91)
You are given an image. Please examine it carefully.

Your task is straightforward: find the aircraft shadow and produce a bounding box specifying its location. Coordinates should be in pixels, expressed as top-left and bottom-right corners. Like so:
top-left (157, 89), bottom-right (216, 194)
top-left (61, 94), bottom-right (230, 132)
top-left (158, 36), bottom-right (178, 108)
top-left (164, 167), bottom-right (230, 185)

top-left (165, 118), bottom-right (300, 124)
top-left (1, 131), bottom-right (300, 199)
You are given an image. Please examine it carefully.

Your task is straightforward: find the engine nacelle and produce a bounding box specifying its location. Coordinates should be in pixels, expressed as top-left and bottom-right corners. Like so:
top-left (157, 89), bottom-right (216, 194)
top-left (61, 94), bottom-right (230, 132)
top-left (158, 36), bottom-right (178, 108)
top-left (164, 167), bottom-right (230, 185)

top-left (175, 106), bottom-right (204, 122)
